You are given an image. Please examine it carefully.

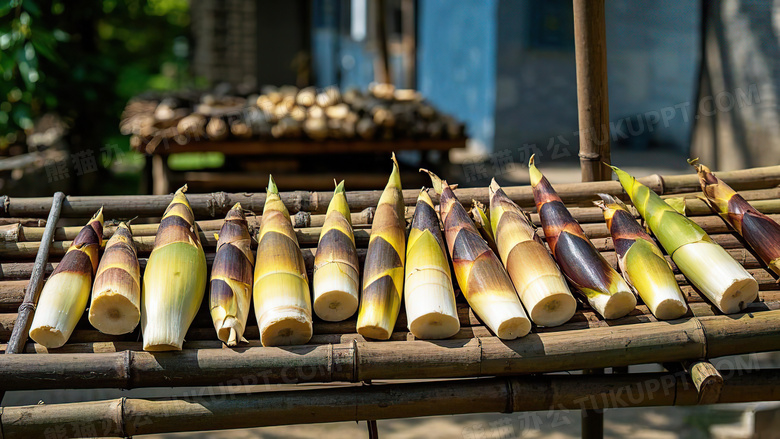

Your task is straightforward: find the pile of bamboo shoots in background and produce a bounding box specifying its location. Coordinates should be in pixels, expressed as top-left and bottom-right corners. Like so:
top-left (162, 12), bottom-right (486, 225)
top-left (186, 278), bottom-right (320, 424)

top-left (11, 155), bottom-right (779, 351)
top-left (121, 84), bottom-right (466, 154)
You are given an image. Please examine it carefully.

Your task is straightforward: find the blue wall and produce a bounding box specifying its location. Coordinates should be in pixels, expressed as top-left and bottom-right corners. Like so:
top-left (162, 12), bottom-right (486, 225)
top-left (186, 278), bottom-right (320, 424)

top-left (417, 0), bottom-right (498, 154)
top-left (493, 0), bottom-right (699, 154)
top-left (311, 0), bottom-right (700, 153)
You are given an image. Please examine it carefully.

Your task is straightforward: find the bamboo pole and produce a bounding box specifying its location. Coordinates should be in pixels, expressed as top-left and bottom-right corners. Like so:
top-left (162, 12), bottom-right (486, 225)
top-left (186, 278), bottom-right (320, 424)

top-left (5, 192), bottom-right (64, 355)
top-left (0, 218), bottom-right (45, 227)
top-left (0, 310), bottom-right (778, 391)
top-left (574, 0), bottom-right (611, 182)
top-left (1, 369), bottom-right (778, 438)
top-left (4, 166), bottom-right (779, 217)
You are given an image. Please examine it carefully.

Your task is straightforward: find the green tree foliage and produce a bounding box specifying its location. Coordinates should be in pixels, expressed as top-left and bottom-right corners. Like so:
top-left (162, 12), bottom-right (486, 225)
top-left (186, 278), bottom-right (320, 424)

top-left (0, 0), bottom-right (191, 153)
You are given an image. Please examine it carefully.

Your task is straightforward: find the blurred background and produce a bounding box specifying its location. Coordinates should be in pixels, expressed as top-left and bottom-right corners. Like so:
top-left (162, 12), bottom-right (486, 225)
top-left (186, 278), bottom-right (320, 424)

top-left (3, 0), bottom-right (780, 437)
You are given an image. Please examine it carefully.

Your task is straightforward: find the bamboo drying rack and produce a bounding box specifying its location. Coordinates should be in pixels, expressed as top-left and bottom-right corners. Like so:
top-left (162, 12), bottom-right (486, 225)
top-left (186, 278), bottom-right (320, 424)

top-left (1, 2), bottom-right (776, 438)
top-left (1, 165), bottom-right (780, 437)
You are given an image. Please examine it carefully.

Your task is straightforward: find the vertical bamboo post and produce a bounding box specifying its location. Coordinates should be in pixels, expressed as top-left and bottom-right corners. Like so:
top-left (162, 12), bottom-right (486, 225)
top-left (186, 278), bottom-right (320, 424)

top-left (375, 0), bottom-right (391, 84)
top-left (401, 0), bottom-right (416, 88)
top-left (581, 368), bottom-right (604, 439)
top-left (573, 0), bottom-right (611, 182)
top-left (5, 192), bottom-right (65, 354)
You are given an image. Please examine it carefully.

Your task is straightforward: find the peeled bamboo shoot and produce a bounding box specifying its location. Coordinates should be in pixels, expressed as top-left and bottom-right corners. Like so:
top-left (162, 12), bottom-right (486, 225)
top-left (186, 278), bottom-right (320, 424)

top-left (530, 157), bottom-right (636, 319)
top-left (254, 176), bottom-right (313, 346)
top-left (142, 185), bottom-right (207, 351)
top-left (30, 209), bottom-right (103, 348)
top-left (404, 189), bottom-right (460, 339)
top-left (596, 194), bottom-right (688, 320)
top-left (691, 159), bottom-right (780, 277)
top-left (357, 155), bottom-right (406, 339)
top-left (210, 203), bottom-right (254, 346)
top-left (313, 181), bottom-right (360, 322)
top-left (89, 222), bottom-right (140, 335)
top-left (489, 180), bottom-right (576, 327)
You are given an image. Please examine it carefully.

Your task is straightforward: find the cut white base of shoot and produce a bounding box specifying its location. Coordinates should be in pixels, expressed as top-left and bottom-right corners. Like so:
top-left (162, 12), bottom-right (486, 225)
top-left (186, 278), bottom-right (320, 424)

top-left (516, 273), bottom-right (577, 327)
top-left (29, 272), bottom-right (91, 349)
top-left (88, 292), bottom-right (141, 335)
top-left (588, 290), bottom-right (637, 320)
top-left (652, 297), bottom-right (689, 320)
top-left (473, 297), bottom-right (531, 339)
top-left (313, 263), bottom-right (359, 322)
top-left (405, 274), bottom-right (460, 339)
top-left (673, 241), bottom-right (758, 314)
top-left (258, 307), bottom-right (314, 347)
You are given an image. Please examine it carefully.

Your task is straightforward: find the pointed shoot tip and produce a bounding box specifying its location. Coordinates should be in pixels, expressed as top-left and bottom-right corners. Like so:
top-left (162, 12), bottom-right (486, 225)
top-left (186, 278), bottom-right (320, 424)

top-left (267, 175), bottom-right (278, 194)
top-left (419, 168), bottom-right (443, 194)
top-left (528, 155), bottom-right (543, 186)
top-left (489, 178), bottom-right (500, 194)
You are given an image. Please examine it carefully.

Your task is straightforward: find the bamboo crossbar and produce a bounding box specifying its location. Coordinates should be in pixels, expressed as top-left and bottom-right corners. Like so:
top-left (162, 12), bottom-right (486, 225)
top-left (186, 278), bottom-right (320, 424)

top-left (2, 369), bottom-right (778, 438)
top-left (3, 165), bottom-right (779, 218)
top-left (0, 310), bottom-right (778, 391)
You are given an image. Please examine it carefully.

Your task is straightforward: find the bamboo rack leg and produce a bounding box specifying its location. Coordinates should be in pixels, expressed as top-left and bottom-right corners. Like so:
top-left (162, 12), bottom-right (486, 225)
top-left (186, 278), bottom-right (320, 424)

top-left (367, 420), bottom-right (379, 439)
top-left (687, 360), bottom-right (724, 405)
top-left (4, 192), bottom-right (65, 355)
top-left (581, 368), bottom-right (604, 439)
top-left (574, 0), bottom-right (610, 434)
top-left (574, 0), bottom-right (611, 182)
top-left (152, 155), bottom-right (171, 195)
top-left (375, 0), bottom-right (391, 84)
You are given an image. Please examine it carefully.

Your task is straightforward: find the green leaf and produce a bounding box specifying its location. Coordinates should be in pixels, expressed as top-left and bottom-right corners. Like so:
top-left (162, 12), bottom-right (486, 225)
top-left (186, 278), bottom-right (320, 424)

top-left (31, 39), bottom-right (57, 62)
top-left (0, 0), bottom-right (17, 17)
top-left (21, 0), bottom-right (40, 17)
